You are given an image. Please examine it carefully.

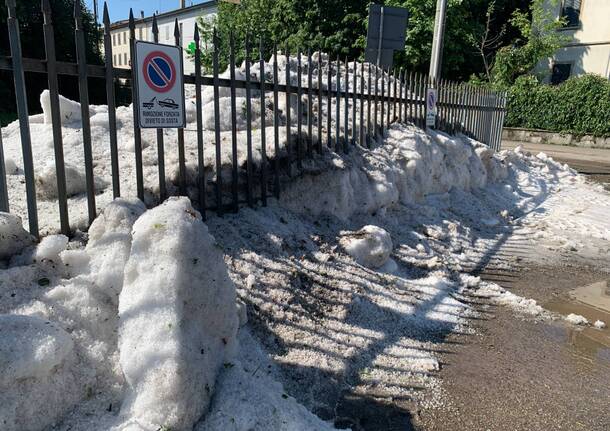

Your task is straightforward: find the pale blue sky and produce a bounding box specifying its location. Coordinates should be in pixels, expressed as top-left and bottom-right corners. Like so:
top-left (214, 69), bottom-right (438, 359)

top-left (84, 0), bottom-right (210, 23)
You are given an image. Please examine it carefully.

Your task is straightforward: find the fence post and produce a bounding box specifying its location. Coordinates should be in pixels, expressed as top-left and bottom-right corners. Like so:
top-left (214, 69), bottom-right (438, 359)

top-left (326, 56), bottom-right (332, 149)
top-left (103, 3), bottom-right (120, 199)
top-left (343, 57), bottom-right (348, 151)
top-left (335, 55), bottom-right (340, 151)
top-left (307, 48), bottom-right (313, 157)
top-left (194, 24), bottom-right (206, 219)
top-left (42, 0), bottom-right (70, 235)
top-left (296, 47), bottom-right (303, 167)
top-left (351, 59), bottom-right (357, 145)
top-left (359, 61), bottom-right (365, 146)
top-left (244, 34), bottom-right (254, 207)
top-left (398, 68), bottom-right (403, 123)
top-left (380, 67), bottom-right (385, 134)
top-left (316, 49), bottom-right (322, 153)
top-left (151, 14), bottom-right (166, 201)
top-left (272, 42), bottom-right (280, 197)
top-left (5, 0), bottom-right (38, 237)
top-left (373, 65), bottom-right (378, 139)
top-left (75, 1), bottom-right (97, 225)
top-left (128, 10), bottom-right (144, 201)
top-left (284, 43), bottom-right (292, 168)
top-left (0, 131), bottom-right (8, 212)
top-left (212, 30), bottom-right (223, 215)
top-left (229, 33), bottom-right (239, 209)
top-left (173, 19), bottom-right (186, 196)
top-left (259, 36), bottom-right (268, 206)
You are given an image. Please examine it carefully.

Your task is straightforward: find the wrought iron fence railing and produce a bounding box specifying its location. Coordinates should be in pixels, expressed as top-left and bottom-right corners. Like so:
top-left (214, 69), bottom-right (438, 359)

top-left (0, 0), bottom-right (507, 238)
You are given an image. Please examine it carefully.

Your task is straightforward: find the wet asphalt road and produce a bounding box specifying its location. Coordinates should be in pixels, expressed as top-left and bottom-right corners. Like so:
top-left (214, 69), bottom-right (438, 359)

top-left (416, 147), bottom-right (610, 430)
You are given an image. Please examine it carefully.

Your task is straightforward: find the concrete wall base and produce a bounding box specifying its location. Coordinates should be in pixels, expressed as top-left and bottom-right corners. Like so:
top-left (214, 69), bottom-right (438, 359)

top-left (503, 127), bottom-right (610, 149)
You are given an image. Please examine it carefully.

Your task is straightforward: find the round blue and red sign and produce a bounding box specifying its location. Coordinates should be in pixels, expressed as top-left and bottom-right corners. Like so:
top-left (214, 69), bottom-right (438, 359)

top-left (142, 51), bottom-right (176, 93)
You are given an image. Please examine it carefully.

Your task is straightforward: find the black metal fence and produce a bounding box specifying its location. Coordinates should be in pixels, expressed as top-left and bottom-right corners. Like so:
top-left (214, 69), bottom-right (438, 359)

top-left (0, 0), bottom-right (507, 238)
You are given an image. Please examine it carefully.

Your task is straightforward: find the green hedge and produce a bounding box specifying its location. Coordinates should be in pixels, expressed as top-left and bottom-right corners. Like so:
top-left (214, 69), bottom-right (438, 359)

top-left (505, 74), bottom-right (610, 137)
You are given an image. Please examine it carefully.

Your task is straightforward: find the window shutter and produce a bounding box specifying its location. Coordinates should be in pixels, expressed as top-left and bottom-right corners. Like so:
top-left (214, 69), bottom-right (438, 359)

top-left (562, 0), bottom-right (581, 27)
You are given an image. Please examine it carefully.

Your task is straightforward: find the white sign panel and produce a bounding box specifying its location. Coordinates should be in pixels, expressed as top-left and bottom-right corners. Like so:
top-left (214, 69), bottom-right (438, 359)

top-left (425, 88), bottom-right (437, 128)
top-left (134, 41), bottom-right (185, 129)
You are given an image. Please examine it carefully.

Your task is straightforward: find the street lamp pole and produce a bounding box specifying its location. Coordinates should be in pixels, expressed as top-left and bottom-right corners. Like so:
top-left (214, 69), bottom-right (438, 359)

top-left (429, 0), bottom-right (447, 82)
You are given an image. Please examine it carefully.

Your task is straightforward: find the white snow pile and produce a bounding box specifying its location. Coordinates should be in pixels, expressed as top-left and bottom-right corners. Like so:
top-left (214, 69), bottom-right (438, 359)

top-left (0, 212), bottom-right (33, 260)
top-left (565, 313), bottom-right (589, 326)
top-left (116, 197), bottom-right (238, 431)
top-left (2, 51), bottom-right (610, 429)
top-left (462, 275), bottom-right (545, 317)
top-left (0, 315), bottom-right (78, 431)
top-left (339, 225), bottom-right (393, 269)
top-left (1, 197), bottom-right (337, 431)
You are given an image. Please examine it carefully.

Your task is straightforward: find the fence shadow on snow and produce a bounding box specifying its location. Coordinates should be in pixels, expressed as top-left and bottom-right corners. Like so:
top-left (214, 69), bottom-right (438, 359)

top-left (0, 0), bottom-right (507, 238)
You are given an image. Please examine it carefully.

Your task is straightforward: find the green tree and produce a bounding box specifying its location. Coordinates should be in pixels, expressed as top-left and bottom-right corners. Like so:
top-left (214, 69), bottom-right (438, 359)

top-left (0, 0), bottom-right (102, 123)
top-left (198, 0), bottom-right (529, 81)
top-left (491, 0), bottom-right (568, 86)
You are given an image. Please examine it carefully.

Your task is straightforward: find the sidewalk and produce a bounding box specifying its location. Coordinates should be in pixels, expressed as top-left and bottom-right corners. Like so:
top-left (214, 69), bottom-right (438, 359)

top-left (502, 140), bottom-right (610, 174)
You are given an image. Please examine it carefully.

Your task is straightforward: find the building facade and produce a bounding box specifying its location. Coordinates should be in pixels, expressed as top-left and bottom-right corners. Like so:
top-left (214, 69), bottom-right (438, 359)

top-left (538, 0), bottom-right (610, 84)
top-left (107, 1), bottom-right (217, 75)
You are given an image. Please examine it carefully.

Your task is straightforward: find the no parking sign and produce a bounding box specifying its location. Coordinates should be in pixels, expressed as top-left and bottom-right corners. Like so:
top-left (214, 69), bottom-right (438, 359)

top-left (134, 41), bottom-right (185, 128)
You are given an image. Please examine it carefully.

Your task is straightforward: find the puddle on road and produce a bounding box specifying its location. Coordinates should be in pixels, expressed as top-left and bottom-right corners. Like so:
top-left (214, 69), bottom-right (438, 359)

top-left (544, 282), bottom-right (610, 364)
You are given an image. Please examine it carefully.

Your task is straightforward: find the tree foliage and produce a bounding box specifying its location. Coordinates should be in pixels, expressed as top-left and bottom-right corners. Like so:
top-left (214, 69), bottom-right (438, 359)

top-left (197, 0), bottom-right (529, 81)
top-left (490, 0), bottom-right (567, 86)
top-left (0, 0), bottom-right (102, 121)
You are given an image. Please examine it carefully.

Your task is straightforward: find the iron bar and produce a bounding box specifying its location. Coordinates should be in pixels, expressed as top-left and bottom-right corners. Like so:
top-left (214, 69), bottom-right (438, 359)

top-left (212, 31), bottom-right (223, 216)
top-left (128, 10), bottom-right (144, 201)
top-left (174, 19), bottom-right (186, 196)
top-left (151, 14), bottom-right (165, 201)
top-left (245, 35), bottom-right (254, 206)
top-left (43, 0), bottom-right (69, 234)
top-left (6, 0), bottom-right (38, 236)
top-left (194, 24), bottom-right (206, 219)
top-left (272, 43), bottom-right (280, 198)
top-left (230, 33), bottom-right (239, 209)
top-left (103, 3), bottom-right (120, 199)
top-left (259, 37), bottom-right (268, 206)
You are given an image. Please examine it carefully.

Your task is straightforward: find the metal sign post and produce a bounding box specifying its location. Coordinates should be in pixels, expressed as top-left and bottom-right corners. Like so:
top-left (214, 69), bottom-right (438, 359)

top-left (134, 41), bottom-right (185, 129)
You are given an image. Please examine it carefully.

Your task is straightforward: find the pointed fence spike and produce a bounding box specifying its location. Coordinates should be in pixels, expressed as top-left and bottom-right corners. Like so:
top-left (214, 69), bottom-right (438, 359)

top-left (174, 18), bottom-right (180, 38)
top-left (128, 9), bottom-right (135, 30)
top-left (42, 0), bottom-right (52, 23)
top-left (74, 0), bottom-right (83, 27)
top-left (103, 1), bottom-right (110, 26)
top-left (152, 14), bottom-right (158, 35)
top-left (193, 22), bottom-right (200, 41)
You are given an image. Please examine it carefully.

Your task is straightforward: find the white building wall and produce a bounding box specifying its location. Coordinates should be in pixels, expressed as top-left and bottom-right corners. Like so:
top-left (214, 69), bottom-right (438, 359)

top-left (107, 4), bottom-right (217, 75)
top-left (537, 0), bottom-right (610, 81)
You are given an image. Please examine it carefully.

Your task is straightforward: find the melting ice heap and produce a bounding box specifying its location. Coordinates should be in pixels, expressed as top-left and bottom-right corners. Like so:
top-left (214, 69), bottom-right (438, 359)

top-left (2, 53), bottom-right (610, 431)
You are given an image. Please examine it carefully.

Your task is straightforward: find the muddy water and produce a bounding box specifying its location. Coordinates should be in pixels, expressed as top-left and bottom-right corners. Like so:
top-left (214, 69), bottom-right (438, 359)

top-left (544, 289), bottom-right (610, 365)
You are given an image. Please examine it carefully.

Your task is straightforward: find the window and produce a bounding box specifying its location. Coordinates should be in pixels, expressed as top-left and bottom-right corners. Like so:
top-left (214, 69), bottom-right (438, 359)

top-left (112, 33), bottom-right (116, 46)
top-left (138, 27), bottom-right (143, 40)
top-left (561, 0), bottom-right (581, 27)
top-left (165, 25), bottom-right (169, 41)
top-left (124, 53), bottom-right (128, 66)
top-left (551, 63), bottom-right (572, 85)
top-left (113, 54), bottom-right (116, 65)
top-left (179, 23), bottom-right (183, 46)
top-left (118, 54), bottom-right (122, 66)
top-left (123, 32), bottom-right (127, 44)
